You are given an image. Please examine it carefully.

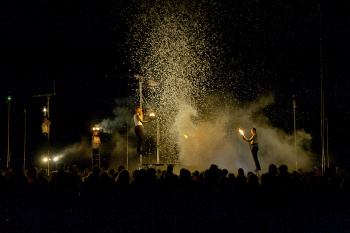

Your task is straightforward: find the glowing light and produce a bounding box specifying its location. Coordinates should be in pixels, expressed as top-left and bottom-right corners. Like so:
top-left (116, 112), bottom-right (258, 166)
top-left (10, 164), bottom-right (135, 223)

top-left (43, 158), bottom-right (48, 162)
top-left (183, 134), bottom-right (188, 138)
top-left (150, 113), bottom-right (155, 117)
top-left (53, 157), bottom-right (58, 161)
top-left (239, 128), bottom-right (244, 136)
top-left (43, 107), bottom-right (47, 112)
top-left (93, 127), bottom-right (96, 130)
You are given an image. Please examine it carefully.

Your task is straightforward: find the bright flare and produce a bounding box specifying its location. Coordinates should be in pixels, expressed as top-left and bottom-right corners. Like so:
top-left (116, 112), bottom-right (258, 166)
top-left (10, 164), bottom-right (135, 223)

top-left (43, 158), bottom-right (48, 162)
top-left (239, 128), bottom-right (244, 136)
top-left (183, 134), bottom-right (188, 138)
top-left (53, 157), bottom-right (58, 161)
top-left (150, 113), bottom-right (155, 117)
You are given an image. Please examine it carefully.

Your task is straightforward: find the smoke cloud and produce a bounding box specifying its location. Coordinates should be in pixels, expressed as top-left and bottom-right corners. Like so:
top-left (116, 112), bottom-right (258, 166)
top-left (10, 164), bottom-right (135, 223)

top-left (174, 94), bottom-right (314, 173)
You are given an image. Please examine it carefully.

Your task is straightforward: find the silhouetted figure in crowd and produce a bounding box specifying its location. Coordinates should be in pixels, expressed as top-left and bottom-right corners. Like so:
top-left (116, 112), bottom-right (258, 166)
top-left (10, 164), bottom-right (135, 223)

top-left (233, 168), bottom-right (247, 192)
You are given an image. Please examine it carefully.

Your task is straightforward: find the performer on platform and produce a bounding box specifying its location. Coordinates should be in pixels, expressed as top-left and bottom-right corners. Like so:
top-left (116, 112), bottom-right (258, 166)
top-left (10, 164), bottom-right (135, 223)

top-left (134, 106), bottom-right (151, 155)
top-left (41, 117), bottom-right (51, 155)
top-left (243, 128), bottom-right (261, 171)
top-left (41, 117), bottom-right (51, 138)
top-left (92, 132), bottom-right (101, 149)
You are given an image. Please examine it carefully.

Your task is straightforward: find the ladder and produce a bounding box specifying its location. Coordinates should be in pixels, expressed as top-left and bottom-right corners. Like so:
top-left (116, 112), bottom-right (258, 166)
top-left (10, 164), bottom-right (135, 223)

top-left (91, 146), bottom-right (100, 168)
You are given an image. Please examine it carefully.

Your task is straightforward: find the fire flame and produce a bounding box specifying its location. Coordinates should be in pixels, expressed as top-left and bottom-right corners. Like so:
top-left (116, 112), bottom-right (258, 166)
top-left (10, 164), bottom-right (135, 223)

top-left (183, 134), bottom-right (188, 138)
top-left (239, 128), bottom-right (244, 136)
top-left (150, 113), bottom-right (155, 117)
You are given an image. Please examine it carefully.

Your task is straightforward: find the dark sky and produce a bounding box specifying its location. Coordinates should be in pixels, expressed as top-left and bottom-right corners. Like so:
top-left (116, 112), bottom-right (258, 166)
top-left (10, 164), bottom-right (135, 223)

top-left (1, 0), bottom-right (349, 169)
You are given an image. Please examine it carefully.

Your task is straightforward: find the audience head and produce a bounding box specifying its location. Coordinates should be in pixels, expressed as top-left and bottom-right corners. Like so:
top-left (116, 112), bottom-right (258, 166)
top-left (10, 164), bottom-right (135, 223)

top-left (268, 164), bottom-right (278, 175)
top-left (92, 165), bottom-right (100, 175)
top-left (167, 164), bottom-right (173, 172)
top-left (238, 168), bottom-right (245, 177)
top-left (279, 165), bottom-right (288, 174)
top-left (118, 166), bottom-right (125, 173)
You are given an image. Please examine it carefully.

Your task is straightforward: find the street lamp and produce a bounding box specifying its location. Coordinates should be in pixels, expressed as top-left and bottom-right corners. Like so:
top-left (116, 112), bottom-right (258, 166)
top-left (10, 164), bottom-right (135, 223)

top-left (43, 106), bottom-right (47, 116)
top-left (6, 94), bottom-right (12, 168)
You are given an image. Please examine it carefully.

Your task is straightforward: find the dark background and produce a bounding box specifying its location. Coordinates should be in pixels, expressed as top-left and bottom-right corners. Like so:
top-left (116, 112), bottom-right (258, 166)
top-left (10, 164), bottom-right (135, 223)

top-left (1, 0), bottom-right (349, 170)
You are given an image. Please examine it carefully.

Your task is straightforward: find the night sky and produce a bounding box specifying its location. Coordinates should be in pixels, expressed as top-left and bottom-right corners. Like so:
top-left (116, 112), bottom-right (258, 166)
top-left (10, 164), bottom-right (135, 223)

top-left (1, 0), bottom-right (349, 170)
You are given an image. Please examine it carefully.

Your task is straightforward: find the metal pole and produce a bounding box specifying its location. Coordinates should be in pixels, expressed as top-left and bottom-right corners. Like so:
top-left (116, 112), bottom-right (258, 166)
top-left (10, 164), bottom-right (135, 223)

top-left (127, 119), bottom-right (129, 170)
top-left (148, 136), bottom-right (151, 164)
top-left (320, 3), bottom-right (325, 175)
top-left (139, 79), bottom-right (142, 111)
top-left (157, 119), bottom-right (159, 164)
top-left (293, 99), bottom-right (297, 171)
top-left (7, 101), bottom-right (10, 168)
top-left (24, 109), bottom-right (26, 169)
top-left (47, 96), bottom-right (51, 160)
top-left (326, 118), bottom-right (329, 168)
top-left (139, 78), bottom-right (143, 169)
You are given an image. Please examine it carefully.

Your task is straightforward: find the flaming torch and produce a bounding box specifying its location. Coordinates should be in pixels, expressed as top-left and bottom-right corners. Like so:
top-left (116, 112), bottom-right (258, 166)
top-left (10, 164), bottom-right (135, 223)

top-left (239, 128), bottom-right (248, 142)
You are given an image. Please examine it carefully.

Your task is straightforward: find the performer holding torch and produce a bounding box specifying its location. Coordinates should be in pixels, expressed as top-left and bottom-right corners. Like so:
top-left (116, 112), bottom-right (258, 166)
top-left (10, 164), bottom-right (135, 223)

top-left (240, 128), bottom-right (261, 171)
top-left (134, 106), bottom-right (151, 155)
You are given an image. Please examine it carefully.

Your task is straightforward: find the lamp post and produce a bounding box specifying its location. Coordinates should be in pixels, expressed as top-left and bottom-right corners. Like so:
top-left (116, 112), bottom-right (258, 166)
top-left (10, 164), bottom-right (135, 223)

top-left (6, 94), bottom-right (12, 168)
top-left (293, 98), bottom-right (297, 171)
top-left (23, 109), bottom-right (27, 169)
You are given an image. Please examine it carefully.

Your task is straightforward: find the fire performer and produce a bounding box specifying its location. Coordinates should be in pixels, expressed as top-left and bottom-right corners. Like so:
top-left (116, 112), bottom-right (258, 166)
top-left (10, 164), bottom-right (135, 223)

top-left (134, 106), bottom-right (151, 155)
top-left (242, 128), bottom-right (261, 171)
top-left (92, 132), bottom-right (101, 149)
top-left (41, 117), bottom-right (51, 155)
top-left (41, 117), bottom-right (51, 138)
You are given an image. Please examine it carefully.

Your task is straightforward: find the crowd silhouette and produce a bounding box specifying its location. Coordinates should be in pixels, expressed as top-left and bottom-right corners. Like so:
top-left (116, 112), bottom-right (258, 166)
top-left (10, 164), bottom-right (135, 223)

top-left (1, 162), bottom-right (349, 232)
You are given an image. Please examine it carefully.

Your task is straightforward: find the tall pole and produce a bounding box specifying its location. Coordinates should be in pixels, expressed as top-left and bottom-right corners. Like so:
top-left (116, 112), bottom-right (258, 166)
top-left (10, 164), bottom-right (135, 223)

top-left (319, 2), bottom-right (325, 175)
top-left (139, 78), bottom-right (143, 111)
top-left (127, 118), bottom-right (129, 170)
top-left (24, 109), bottom-right (27, 169)
top-left (7, 101), bottom-right (10, 168)
top-left (157, 119), bottom-right (160, 164)
top-left (326, 118), bottom-right (329, 168)
top-left (139, 77), bottom-right (143, 169)
top-left (293, 99), bottom-right (297, 171)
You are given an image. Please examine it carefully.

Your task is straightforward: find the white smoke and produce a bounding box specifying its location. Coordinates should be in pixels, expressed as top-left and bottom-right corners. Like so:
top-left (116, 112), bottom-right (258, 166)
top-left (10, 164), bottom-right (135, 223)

top-left (174, 94), bottom-right (314, 173)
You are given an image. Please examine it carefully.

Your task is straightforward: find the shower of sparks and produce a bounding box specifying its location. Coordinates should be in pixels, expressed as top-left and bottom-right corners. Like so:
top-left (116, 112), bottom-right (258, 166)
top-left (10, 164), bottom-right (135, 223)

top-left (130, 1), bottom-right (218, 162)
top-left (120, 0), bottom-right (316, 170)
